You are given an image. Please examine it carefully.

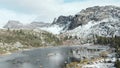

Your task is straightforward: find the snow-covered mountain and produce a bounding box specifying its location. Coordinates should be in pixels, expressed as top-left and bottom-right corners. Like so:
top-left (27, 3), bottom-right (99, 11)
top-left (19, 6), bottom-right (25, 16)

top-left (40, 5), bottom-right (120, 35)
top-left (56, 5), bottom-right (120, 39)
top-left (68, 5), bottom-right (120, 30)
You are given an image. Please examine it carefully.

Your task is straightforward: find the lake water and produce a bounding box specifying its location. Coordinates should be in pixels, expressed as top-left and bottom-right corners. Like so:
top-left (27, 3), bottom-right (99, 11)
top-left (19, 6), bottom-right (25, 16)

top-left (0, 46), bottom-right (78, 68)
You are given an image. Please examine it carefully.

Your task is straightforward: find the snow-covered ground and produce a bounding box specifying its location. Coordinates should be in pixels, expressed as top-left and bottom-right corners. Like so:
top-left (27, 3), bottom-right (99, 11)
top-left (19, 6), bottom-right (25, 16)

top-left (82, 63), bottom-right (115, 68)
top-left (64, 18), bottom-right (120, 38)
top-left (82, 58), bottom-right (117, 68)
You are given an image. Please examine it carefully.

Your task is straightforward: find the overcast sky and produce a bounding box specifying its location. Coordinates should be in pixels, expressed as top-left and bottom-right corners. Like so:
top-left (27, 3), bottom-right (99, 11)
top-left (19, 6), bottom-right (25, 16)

top-left (0, 0), bottom-right (120, 27)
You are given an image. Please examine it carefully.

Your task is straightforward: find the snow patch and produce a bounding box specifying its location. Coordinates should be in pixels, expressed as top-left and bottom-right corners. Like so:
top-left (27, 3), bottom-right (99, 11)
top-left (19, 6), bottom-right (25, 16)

top-left (39, 25), bottom-right (64, 34)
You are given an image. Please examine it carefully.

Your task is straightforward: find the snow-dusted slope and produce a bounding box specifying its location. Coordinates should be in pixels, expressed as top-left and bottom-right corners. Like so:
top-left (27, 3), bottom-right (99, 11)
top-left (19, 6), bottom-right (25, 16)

top-left (38, 21), bottom-right (71, 34)
top-left (64, 18), bottom-right (120, 38)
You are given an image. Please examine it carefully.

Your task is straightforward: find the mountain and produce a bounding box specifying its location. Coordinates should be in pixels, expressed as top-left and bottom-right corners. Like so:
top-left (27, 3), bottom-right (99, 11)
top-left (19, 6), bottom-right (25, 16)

top-left (60, 5), bottom-right (120, 41)
top-left (54, 6), bottom-right (120, 30)
top-left (3, 6), bottom-right (120, 38)
top-left (3, 20), bottom-right (23, 29)
top-left (40, 5), bottom-right (120, 35)
top-left (3, 21), bottom-right (50, 29)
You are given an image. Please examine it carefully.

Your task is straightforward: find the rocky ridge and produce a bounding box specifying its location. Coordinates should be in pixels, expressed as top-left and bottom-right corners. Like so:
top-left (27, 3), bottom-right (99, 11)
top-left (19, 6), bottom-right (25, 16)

top-left (4, 20), bottom-right (50, 29)
top-left (54, 6), bottom-right (120, 30)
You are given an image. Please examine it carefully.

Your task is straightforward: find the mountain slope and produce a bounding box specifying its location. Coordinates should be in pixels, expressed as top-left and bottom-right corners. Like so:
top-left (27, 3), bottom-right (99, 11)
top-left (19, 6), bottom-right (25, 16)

top-left (55, 5), bottom-right (120, 43)
top-left (64, 18), bottom-right (120, 38)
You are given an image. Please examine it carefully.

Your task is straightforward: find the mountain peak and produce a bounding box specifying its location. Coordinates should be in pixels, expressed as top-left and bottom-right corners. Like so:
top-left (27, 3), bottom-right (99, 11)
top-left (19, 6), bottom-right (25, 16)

top-left (3, 20), bottom-right (23, 29)
top-left (69, 5), bottom-right (120, 29)
top-left (3, 20), bottom-right (50, 29)
top-left (52, 15), bottom-right (73, 26)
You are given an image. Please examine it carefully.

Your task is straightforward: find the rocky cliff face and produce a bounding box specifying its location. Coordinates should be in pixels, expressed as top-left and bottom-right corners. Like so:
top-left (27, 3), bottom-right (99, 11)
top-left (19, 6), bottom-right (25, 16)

top-left (52, 15), bottom-right (73, 27)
